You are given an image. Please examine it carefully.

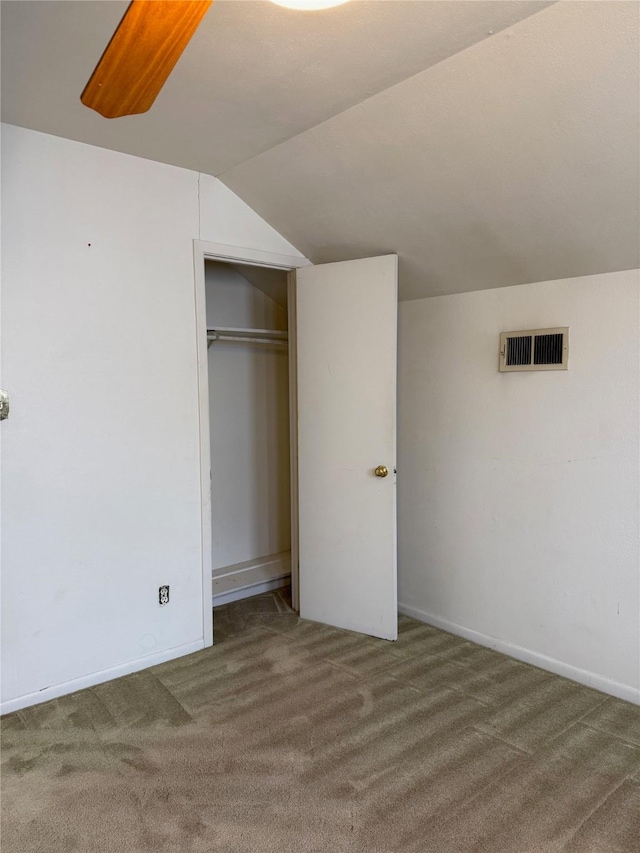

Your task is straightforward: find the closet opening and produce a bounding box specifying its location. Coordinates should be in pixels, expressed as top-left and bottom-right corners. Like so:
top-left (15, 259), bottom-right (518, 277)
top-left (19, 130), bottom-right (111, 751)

top-left (204, 258), bottom-right (298, 635)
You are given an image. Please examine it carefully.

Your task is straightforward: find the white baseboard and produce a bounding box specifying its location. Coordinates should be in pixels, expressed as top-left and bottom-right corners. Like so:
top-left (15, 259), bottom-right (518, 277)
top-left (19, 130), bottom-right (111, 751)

top-left (213, 576), bottom-right (291, 607)
top-left (212, 551), bottom-right (290, 607)
top-left (398, 602), bottom-right (640, 705)
top-left (0, 639), bottom-right (205, 715)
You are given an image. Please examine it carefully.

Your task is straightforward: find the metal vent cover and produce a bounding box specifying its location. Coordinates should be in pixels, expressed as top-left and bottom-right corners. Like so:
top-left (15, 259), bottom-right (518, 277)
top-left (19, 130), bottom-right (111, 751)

top-left (499, 327), bottom-right (569, 372)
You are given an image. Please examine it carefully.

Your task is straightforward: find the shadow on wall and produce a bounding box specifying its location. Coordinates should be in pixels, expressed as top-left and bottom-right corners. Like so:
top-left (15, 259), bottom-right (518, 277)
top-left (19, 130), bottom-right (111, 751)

top-left (205, 261), bottom-right (291, 571)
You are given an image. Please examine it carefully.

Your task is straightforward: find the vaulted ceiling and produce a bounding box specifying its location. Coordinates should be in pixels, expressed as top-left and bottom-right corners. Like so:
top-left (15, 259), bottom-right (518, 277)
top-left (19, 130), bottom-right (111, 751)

top-left (2, 1), bottom-right (638, 299)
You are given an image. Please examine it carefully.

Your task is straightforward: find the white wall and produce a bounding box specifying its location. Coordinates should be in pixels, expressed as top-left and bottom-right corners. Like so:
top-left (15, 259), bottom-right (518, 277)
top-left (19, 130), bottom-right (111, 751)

top-left (0, 124), bottom-right (304, 712)
top-left (398, 269), bottom-right (640, 702)
top-left (205, 263), bottom-right (290, 571)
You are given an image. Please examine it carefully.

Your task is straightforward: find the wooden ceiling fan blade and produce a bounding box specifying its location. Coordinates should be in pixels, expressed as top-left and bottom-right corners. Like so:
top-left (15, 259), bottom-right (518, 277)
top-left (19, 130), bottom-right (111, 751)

top-left (81, 0), bottom-right (212, 119)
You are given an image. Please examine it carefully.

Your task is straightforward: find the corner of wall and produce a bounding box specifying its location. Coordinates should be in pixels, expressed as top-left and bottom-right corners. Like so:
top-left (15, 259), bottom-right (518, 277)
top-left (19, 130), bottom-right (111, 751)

top-left (198, 173), bottom-right (305, 259)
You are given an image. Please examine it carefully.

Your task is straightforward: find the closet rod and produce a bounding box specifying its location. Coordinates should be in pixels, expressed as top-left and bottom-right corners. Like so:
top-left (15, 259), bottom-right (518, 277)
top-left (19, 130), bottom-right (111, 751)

top-left (207, 327), bottom-right (288, 346)
top-left (207, 334), bottom-right (287, 346)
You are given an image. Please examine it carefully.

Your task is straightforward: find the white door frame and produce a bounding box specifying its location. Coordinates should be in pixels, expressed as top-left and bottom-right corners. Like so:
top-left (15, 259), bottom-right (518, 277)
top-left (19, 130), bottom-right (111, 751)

top-left (193, 240), bottom-right (311, 646)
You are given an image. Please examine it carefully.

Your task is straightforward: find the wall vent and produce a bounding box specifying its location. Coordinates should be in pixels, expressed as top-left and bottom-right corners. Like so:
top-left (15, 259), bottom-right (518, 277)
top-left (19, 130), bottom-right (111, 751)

top-left (499, 327), bottom-right (568, 372)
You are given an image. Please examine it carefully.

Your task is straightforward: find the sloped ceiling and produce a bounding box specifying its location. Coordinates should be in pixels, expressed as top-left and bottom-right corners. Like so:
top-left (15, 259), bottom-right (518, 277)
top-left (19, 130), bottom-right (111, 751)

top-left (229, 263), bottom-right (289, 309)
top-left (2, 0), bottom-right (638, 299)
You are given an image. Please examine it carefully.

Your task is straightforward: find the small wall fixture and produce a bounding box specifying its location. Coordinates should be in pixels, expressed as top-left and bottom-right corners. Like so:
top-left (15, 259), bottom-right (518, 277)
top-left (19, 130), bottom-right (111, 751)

top-left (499, 327), bottom-right (569, 372)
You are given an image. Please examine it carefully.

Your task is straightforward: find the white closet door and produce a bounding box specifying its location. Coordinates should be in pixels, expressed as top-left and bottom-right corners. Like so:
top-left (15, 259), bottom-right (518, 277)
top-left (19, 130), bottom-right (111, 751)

top-left (296, 255), bottom-right (398, 640)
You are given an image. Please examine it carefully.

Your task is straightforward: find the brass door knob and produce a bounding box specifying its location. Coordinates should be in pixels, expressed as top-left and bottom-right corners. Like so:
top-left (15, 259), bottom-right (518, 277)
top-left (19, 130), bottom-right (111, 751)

top-left (374, 465), bottom-right (389, 478)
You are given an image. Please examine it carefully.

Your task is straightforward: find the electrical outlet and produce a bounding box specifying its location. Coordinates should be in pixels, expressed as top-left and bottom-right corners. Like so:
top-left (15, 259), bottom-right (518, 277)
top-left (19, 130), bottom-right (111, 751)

top-left (159, 585), bottom-right (170, 606)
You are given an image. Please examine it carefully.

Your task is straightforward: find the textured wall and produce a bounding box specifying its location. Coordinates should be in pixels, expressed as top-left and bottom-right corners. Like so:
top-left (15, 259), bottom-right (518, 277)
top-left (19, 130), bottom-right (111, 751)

top-left (1, 124), bottom-right (303, 711)
top-left (397, 270), bottom-right (640, 701)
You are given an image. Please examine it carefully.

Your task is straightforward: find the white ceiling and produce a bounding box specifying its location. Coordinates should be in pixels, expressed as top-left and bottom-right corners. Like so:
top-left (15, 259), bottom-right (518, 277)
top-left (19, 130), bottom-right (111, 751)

top-left (228, 262), bottom-right (289, 308)
top-left (2, 0), bottom-right (638, 299)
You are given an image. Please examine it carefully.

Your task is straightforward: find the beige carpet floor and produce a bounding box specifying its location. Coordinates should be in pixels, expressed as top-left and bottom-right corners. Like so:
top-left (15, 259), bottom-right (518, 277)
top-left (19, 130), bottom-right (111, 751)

top-left (2, 588), bottom-right (639, 852)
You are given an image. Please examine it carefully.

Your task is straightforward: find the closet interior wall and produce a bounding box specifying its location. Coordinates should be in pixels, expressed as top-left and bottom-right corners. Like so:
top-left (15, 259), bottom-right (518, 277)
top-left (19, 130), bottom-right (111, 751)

top-left (205, 261), bottom-right (291, 605)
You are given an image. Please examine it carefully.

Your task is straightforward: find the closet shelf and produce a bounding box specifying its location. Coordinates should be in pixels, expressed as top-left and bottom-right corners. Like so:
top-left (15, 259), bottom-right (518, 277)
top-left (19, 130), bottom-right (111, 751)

top-left (207, 327), bottom-right (288, 346)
